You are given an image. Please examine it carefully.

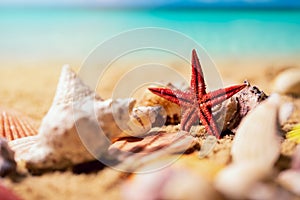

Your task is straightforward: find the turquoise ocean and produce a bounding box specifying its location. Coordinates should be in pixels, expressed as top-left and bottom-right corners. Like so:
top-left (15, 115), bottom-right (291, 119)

top-left (1, 8), bottom-right (300, 62)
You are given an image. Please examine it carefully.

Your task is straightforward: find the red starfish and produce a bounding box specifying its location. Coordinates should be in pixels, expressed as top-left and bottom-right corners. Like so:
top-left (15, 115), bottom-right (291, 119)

top-left (149, 49), bottom-right (247, 138)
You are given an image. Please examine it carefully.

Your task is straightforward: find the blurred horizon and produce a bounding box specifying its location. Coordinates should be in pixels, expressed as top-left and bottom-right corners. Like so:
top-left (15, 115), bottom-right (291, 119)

top-left (0, 1), bottom-right (300, 68)
top-left (1, 0), bottom-right (300, 9)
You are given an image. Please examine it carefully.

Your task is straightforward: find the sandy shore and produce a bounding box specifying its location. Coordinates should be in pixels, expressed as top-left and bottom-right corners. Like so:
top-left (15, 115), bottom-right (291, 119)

top-left (0, 57), bottom-right (299, 200)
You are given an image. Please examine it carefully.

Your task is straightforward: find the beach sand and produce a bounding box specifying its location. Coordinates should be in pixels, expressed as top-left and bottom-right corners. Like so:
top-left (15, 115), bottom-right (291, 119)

top-left (0, 57), bottom-right (299, 200)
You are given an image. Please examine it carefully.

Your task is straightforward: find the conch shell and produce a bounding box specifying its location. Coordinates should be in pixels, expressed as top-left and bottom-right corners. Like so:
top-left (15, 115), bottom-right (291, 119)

top-left (215, 94), bottom-right (282, 199)
top-left (9, 65), bottom-right (162, 171)
top-left (0, 107), bottom-right (38, 141)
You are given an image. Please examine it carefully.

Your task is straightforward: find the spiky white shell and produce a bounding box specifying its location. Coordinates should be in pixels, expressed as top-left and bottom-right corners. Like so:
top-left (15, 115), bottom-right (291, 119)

top-left (10, 65), bottom-right (161, 171)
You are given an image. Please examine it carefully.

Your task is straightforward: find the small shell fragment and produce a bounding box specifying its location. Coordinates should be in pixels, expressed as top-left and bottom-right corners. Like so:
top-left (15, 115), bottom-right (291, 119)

top-left (198, 135), bottom-right (217, 158)
top-left (0, 107), bottom-right (38, 141)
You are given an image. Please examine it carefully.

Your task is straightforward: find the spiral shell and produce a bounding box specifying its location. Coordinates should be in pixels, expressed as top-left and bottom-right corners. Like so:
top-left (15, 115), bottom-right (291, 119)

top-left (10, 65), bottom-right (163, 172)
top-left (0, 107), bottom-right (38, 141)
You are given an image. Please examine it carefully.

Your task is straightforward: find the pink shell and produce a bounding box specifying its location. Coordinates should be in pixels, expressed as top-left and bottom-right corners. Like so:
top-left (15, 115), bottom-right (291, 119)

top-left (0, 107), bottom-right (38, 141)
top-left (0, 183), bottom-right (22, 200)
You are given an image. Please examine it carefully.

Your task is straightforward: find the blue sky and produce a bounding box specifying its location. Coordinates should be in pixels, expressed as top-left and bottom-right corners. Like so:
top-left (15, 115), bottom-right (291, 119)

top-left (0, 0), bottom-right (300, 8)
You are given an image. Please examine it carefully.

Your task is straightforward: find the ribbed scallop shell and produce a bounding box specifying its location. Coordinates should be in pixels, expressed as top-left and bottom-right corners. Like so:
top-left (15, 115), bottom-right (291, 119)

top-left (0, 107), bottom-right (38, 141)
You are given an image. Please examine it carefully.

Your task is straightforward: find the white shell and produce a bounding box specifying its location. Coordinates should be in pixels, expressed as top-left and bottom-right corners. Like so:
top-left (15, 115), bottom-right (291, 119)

top-left (277, 145), bottom-right (300, 195)
top-left (272, 68), bottom-right (300, 96)
top-left (231, 94), bottom-right (282, 166)
top-left (9, 65), bottom-right (161, 171)
top-left (215, 94), bottom-right (282, 199)
top-left (277, 170), bottom-right (300, 196)
top-left (122, 166), bottom-right (221, 200)
top-left (215, 162), bottom-right (270, 199)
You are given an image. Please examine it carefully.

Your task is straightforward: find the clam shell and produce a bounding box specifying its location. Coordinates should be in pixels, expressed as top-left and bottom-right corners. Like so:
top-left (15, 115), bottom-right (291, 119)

top-left (272, 68), bottom-right (300, 96)
top-left (0, 107), bottom-right (38, 141)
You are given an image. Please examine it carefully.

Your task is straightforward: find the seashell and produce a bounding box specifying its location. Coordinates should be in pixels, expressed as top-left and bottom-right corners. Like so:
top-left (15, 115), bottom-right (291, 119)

top-left (0, 107), bottom-right (38, 141)
top-left (0, 138), bottom-right (16, 177)
top-left (198, 135), bottom-right (217, 158)
top-left (272, 68), bottom-right (300, 96)
top-left (9, 65), bottom-right (162, 171)
top-left (215, 84), bottom-right (268, 132)
top-left (138, 82), bottom-right (188, 125)
top-left (108, 131), bottom-right (198, 163)
top-left (215, 94), bottom-right (282, 199)
top-left (0, 182), bottom-right (22, 200)
top-left (277, 145), bottom-right (300, 195)
top-left (278, 102), bottom-right (294, 126)
top-left (277, 170), bottom-right (300, 196)
top-left (231, 94), bottom-right (282, 165)
top-left (215, 162), bottom-right (271, 199)
top-left (122, 166), bottom-right (222, 200)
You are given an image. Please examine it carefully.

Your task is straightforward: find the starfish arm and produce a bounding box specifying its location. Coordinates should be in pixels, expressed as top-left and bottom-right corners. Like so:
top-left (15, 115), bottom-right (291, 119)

top-left (204, 83), bottom-right (247, 107)
top-left (198, 105), bottom-right (220, 138)
top-left (148, 88), bottom-right (193, 106)
top-left (191, 49), bottom-right (206, 97)
top-left (180, 107), bottom-right (199, 131)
